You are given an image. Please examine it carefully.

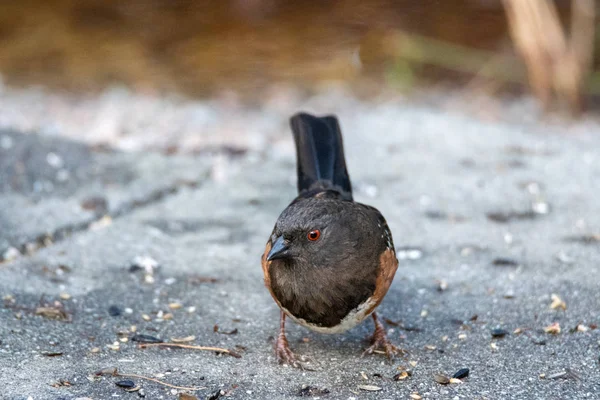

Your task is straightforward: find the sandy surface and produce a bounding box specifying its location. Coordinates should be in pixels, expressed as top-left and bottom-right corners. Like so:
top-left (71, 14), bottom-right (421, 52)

top-left (1, 86), bottom-right (599, 399)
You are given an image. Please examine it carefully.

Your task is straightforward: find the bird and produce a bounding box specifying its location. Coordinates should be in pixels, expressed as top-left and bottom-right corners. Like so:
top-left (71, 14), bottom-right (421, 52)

top-left (261, 112), bottom-right (400, 367)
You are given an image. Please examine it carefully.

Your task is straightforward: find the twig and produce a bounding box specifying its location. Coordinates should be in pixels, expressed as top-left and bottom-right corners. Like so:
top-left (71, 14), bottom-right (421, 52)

top-left (138, 342), bottom-right (241, 358)
top-left (117, 372), bottom-right (205, 391)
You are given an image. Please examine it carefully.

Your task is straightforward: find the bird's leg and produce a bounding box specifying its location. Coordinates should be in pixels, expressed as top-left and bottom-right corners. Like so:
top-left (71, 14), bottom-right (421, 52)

top-left (274, 311), bottom-right (301, 368)
top-left (363, 312), bottom-right (404, 359)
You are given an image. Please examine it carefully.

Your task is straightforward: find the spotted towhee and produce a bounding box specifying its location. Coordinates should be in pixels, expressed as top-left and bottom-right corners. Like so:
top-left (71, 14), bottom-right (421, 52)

top-left (261, 112), bottom-right (400, 367)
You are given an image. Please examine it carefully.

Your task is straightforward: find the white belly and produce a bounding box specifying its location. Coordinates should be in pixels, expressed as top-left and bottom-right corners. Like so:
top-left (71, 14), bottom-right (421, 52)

top-left (282, 297), bottom-right (377, 334)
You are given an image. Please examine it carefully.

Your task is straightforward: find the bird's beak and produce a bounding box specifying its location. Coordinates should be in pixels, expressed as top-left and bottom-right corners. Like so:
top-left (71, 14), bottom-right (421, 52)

top-left (267, 235), bottom-right (291, 261)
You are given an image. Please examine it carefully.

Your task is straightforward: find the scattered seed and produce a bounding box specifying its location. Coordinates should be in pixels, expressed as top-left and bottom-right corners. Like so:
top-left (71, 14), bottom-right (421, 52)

top-left (168, 303), bottom-right (182, 310)
top-left (358, 385), bottom-right (381, 392)
top-left (207, 390), bottom-right (224, 400)
top-left (171, 336), bottom-right (196, 343)
top-left (81, 196), bottom-right (108, 213)
top-left (90, 215), bottom-right (112, 230)
top-left (51, 379), bottom-right (72, 387)
top-left (90, 347), bottom-right (101, 353)
top-left (95, 367), bottom-right (118, 376)
top-left (409, 361), bottom-right (418, 367)
top-left (434, 374), bottom-right (450, 385)
top-left (458, 333), bottom-right (467, 340)
top-left (490, 342), bottom-right (498, 350)
top-left (420, 309), bottom-right (428, 318)
top-left (436, 280), bottom-right (448, 291)
top-left (360, 371), bottom-right (369, 380)
top-left (547, 371), bottom-right (568, 380)
top-left (179, 394), bottom-right (199, 400)
top-left (486, 211), bottom-right (537, 223)
top-left (115, 380), bottom-right (136, 389)
top-left (59, 293), bottom-right (71, 300)
top-left (555, 251), bottom-right (574, 264)
top-left (298, 385), bottom-right (330, 397)
top-left (141, 314), bottom-right (151, 321)
top-left (449, 378), bottom-right (462, 384)
top-left (491, 328), bottom-right (509, 338)
top-left (393, 371), bottom-right (410, 381)
top-left (163, 313), bottom-right (173, 320)
top-left (107, 342), bottom-right (120, 351)
top-left (42, 351), bottom-right (63, 357)
top-left (131, 334), bottom-right (162, 344)
top-left (108, 305), bottom-right (122, 317)
top-left (576, 324), bottom-right (589, 332)
top-left (544, 322), bottom-right (561, 334)
top-left (492, 258), bottom-right (519, 267)
top-left (213, 325), bottom-right (238, 335)
top-left (452, 368), bottom-right (469, 379)
top-left (424, 345), bottom-right (436, 351)
top-left (410, 393), bottom-right (422, 400)
top-left (35, 306), bottom-right (70, 321)
top-left (550, 294), bottom-right (566, 310)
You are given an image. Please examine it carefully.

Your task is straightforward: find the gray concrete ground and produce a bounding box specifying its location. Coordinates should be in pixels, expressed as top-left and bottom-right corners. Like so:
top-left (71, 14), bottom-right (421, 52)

top-left (1, 95), bottom-right (599, 400)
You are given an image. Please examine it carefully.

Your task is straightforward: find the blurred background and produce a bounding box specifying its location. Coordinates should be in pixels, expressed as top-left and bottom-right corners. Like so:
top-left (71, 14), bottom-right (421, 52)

top-left (0, 0), bottom-right (598, 151)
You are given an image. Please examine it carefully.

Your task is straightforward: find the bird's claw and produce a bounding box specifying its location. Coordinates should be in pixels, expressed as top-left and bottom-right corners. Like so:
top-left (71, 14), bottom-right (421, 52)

top-left (275, 334), bottom-right (304, 369)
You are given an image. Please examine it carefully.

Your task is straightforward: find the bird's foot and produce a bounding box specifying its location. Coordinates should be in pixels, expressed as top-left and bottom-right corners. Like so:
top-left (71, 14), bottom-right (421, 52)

top-left (362, 334), bottom-right (404, 359)
top-left (275, 333), bottom-right (303, 368)
top-left (362, 313), bottom-right (406, 360)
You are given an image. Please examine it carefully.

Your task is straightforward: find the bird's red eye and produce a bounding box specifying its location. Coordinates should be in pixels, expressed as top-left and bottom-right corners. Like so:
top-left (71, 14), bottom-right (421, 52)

top-left (307, 230), bottom-right (321, 241)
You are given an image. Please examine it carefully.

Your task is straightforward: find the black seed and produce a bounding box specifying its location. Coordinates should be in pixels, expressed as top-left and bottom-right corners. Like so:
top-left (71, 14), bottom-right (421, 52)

top-left (492, 258), bottom-right (519, 267)
top-left (131, 334), bottom-right (162, 343)
top-left (208, 390), bottom-right (223, 400)
top-left (108, 305), bottom-right (122, 317)
top-left (452, 368), bottom-right (470, 379)
top-left (115, 380), bottom-right (135, 388)
top-left (491, 328), bottom-right (509, 338)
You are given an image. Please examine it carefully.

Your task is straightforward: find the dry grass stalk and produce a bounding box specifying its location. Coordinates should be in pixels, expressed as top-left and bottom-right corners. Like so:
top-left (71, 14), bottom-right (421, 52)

top-left (502, 0), bottom-right (595, 112)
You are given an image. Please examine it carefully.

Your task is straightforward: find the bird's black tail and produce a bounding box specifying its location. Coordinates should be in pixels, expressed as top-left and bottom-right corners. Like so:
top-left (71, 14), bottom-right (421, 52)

top-left (290, 112), bottom-right (352, 201)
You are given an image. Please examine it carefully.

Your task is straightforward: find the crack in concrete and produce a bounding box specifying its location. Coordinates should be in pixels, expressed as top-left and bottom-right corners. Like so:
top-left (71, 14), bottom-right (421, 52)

top-left (0, 179), bottom-right (203, 264)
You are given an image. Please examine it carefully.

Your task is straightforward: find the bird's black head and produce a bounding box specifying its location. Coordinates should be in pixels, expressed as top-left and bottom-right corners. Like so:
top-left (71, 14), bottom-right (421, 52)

top-left (266, 197), bottom-right (381, 269)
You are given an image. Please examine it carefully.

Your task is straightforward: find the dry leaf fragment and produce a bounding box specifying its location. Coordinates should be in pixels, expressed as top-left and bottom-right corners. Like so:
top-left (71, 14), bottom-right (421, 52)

top-left (550, 294), bottom-right (566, 310)
top-left (544, 322), bottom-right (561, 334)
